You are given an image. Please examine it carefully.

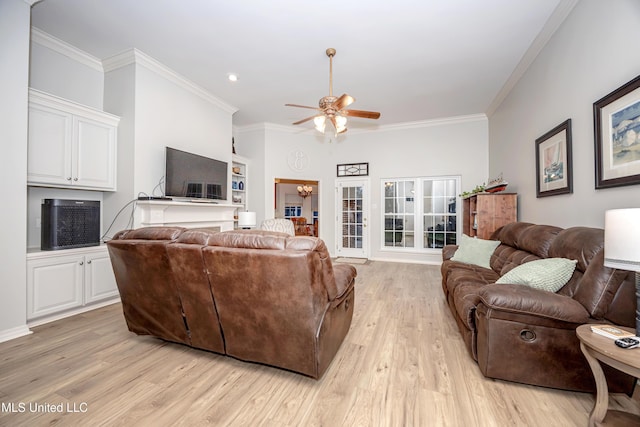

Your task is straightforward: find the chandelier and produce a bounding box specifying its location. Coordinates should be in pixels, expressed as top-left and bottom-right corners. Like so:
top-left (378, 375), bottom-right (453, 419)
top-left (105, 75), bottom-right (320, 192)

top-left (297, 185), bottom-right (313, 198)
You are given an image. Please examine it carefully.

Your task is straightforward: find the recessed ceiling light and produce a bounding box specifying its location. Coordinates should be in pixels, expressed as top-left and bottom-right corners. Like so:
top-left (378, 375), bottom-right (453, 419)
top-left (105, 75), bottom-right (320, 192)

top-left (227, 73), bottom-right (239, 82)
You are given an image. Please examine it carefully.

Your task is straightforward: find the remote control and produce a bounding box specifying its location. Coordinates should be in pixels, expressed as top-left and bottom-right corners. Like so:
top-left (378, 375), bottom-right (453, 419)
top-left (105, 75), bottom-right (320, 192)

top-left (614, 337), bottom-right (640, 349)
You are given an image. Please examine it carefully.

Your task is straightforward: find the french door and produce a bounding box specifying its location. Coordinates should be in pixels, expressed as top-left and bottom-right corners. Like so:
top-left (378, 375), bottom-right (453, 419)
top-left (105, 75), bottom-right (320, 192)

top-left (335, 179), bottom-right (369, 258)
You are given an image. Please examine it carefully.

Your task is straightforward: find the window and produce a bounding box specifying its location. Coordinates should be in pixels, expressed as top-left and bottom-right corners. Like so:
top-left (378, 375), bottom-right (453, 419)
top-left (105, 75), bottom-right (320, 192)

top-left (423, 178), bottom-right (457, 248)
top-left (284, 205), bottom-right (302, 218)
top-left (382, 176), bottom-right (459, 251)
top-left (383, 180), bottom-right (415, 248)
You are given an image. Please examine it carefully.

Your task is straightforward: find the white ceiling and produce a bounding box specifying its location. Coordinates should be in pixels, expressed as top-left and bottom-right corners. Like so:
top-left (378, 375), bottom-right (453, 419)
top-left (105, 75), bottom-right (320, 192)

top-left (30, 0), bottom-right (572, 130)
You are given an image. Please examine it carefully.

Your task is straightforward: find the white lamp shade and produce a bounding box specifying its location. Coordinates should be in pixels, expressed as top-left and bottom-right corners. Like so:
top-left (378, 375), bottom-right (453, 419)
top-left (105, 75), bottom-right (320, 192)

top-left (314, 116), bottom-right (326, 133)
top-left (604, 208), bottom-right (640, 272)
top-left (238, 211), bottom-right (257, 228)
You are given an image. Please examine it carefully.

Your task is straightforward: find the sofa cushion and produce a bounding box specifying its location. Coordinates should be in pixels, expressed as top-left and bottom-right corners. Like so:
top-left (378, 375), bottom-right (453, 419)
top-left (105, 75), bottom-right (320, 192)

top-left (491, 222), bottom-right (534, 246)
top-left (516, 225), bottom-right (563, 258)
top-left (496, 258), bottom-right (578, 292)
top-left (451, 234), bottom-right (501, 269)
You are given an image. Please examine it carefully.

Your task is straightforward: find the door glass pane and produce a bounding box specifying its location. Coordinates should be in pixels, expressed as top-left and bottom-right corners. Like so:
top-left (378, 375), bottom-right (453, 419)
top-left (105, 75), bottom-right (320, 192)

top-left (340, 183), bottom-right (363, 249)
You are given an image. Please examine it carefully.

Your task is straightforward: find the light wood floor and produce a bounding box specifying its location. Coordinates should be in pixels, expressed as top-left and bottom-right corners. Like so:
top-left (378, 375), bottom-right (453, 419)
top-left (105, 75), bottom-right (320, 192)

top-left (1, 262), bottom-right (639, 426)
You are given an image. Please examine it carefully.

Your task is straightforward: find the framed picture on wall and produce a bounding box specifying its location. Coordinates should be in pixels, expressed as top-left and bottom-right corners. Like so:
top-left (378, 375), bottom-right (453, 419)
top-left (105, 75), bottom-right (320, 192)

top-left (594, 74), bottom-right (640, 189)
top-left (535, 119), bottom-right (573, 198)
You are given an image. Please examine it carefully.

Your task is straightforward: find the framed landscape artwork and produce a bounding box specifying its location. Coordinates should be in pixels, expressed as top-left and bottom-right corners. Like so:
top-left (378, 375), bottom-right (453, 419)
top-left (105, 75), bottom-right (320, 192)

top-left (594, 74), bottom-right (640, 189)
top-left (535, 119), bottom-right (573, 198)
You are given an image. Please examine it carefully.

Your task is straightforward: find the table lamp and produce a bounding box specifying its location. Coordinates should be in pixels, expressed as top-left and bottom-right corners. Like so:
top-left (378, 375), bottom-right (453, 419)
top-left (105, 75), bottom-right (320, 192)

top-left (238, 211), bottom-right (256, 229)
top-left (604, 208), bottom-right (640, 336)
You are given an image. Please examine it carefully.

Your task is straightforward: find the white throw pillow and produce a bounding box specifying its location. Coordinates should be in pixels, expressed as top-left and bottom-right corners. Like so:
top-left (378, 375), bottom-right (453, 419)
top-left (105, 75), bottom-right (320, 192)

top-left (495, 258), bottom-right (578, 292)
top-left (450, 234), bottom-right (501, 269)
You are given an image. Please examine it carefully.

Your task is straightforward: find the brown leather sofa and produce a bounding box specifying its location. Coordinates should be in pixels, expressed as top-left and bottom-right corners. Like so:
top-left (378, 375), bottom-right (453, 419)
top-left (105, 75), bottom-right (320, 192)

top-left (441, 222), bottom-right (636, 393)
top-left (107, 227), bottom-right (357, 379)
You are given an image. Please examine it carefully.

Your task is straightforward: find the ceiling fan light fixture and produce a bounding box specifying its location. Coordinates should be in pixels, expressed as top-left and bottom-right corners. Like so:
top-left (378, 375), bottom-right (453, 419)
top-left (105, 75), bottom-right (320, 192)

top-left (286, 48), bottom-right (380, 135)
top-left (227, 73), bottom-right (239, 82)
top-left (335, 115), bottom-right (347, 133)
top-left (314, 115), bottom-right (326, 133)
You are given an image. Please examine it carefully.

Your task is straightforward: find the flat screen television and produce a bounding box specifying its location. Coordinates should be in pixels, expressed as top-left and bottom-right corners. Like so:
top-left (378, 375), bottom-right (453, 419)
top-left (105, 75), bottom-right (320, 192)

top-left (165, 147), bottom-right (228, 201)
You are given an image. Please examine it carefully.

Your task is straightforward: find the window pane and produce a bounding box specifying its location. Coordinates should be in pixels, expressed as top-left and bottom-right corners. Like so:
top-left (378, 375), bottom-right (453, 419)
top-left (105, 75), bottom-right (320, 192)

top-left (383, 177), bottom-right (458, 249)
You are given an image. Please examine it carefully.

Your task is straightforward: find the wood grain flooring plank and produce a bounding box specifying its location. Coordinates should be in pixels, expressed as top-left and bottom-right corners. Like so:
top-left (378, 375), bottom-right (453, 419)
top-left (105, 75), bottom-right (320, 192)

top-left (0, 261), bottom-right (639, 426)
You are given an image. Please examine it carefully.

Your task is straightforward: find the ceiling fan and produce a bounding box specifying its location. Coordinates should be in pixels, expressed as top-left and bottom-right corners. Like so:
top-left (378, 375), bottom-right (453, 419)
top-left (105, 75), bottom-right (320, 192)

top-left (285, 48), bottom-right (381, 135)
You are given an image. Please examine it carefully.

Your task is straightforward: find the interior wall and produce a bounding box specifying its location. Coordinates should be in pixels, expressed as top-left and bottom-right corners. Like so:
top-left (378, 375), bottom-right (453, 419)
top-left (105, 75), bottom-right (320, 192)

top-left (0, 0), bottom-right (31, 340)
top-left (134, 64), bottom-right (234, 199)
top-left (103, 52), bottom-right (235, 233)
top-left (489, 0), bottom-right (640, 228)
top-left (29, 39), bottom-right (103, 109)
top-left (241, 116), bottom-right (488, 262)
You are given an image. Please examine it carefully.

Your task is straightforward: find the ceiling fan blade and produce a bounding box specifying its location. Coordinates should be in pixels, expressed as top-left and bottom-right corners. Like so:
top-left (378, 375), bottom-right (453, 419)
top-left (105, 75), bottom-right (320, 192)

top-left (292, 115), bottom-right (317, 125)
top-left (285, 103), bottom-right (320, 110)
top-left (331, 94), bottom-right (355, 111)
top-left (343, 109), bottom-right (381, 120)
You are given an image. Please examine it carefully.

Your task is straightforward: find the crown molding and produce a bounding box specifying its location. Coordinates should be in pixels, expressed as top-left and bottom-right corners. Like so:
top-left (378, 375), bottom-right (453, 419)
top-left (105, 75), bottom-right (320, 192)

top-left (103, 48), bottom-right (238, 114)
top-left (30, 27), bottom-right (103, 72)
top-left (486, 0), bottom-right (579, 117)
top-left (234, 122), bottom-right (312, 135)
top-left (361, 114), bottom-right (487, 134)
top-left (234, 114), bottom-right (487, 135)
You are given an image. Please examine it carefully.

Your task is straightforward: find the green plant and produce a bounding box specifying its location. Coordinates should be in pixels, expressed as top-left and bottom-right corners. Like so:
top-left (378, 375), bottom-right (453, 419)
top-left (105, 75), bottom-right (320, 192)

top-left (459, 183), bottom-right (486, 198)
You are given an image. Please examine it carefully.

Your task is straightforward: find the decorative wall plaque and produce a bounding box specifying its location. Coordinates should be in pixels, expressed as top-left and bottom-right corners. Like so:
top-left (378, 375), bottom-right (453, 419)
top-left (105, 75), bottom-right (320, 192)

top-left (287, 150), bottom-right (310, 172)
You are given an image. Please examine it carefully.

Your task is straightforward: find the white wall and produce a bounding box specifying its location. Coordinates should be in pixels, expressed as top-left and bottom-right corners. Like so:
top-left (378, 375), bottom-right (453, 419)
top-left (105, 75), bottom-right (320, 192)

top-left (238, 116), bottom-right (488, 263)
top-left (29, 37), bottom-right (103, 109)
top-left (489, 0), bottom-right (640, 228)
top-left (103, 51), bottom-right (236, 233)
top-left (0, 0), bottom-right (31, 341)
top-left (134, 64), bottom-right (233, 197)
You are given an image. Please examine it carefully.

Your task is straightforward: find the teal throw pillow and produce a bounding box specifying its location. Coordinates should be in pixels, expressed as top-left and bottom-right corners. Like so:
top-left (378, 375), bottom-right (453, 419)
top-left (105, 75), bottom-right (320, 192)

top-left (495, 258), bottom-right (578, 292)
top-left (450, 234), bottom-right (500, 269)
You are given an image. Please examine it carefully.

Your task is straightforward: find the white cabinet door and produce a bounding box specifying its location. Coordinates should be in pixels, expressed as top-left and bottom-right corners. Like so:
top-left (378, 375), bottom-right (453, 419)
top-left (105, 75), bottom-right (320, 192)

top-left (27, 104), bottom-right (73, 186)
top-left (85, 251), bottom-right (118, 303)
top-left (27, 89), bottom-right (119, 191)
top-left (74, 116), bottom-right (117, 190)
top-left (27, 254), bottom-right (84, 320)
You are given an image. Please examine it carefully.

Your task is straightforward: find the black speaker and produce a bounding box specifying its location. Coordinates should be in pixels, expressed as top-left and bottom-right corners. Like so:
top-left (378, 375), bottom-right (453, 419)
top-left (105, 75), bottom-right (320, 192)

top-left (41, 199), bottom-right (101, 250)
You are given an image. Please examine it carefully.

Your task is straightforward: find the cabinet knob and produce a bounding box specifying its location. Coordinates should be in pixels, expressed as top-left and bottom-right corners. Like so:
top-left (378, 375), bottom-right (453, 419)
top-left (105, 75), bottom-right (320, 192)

top-left (67, 177), bottom-right (72, 181)
top-left (87, 260), bottom-right (92, 264)
top-left (73, 178), bottom-right (78, 181)
top-left (79, 261), bottom-right (84, 266)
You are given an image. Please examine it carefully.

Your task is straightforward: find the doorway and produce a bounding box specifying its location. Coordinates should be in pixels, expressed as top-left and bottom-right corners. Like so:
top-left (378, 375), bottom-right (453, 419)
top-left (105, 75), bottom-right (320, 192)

top-left (335, 179), bottom-right (369, 258)
top-left (274, 178), bottom-right (319, 237)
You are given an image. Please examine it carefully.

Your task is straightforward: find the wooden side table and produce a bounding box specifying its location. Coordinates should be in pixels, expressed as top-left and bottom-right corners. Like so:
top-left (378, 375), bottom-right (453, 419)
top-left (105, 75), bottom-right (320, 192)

top-left (576, 324), bottom-right (640, 426)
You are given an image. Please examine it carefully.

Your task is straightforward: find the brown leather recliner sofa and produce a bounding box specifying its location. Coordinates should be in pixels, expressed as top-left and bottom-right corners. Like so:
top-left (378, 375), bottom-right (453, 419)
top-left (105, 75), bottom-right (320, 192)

top-left (441, 222), bottom-right (636, 393)
top-left (107, 227), bottom-right (357, 379)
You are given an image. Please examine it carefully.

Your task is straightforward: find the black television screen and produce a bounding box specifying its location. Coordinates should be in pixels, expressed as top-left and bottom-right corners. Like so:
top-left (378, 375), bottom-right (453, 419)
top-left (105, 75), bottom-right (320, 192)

top-left (165, 147), bottom-right (227, 201)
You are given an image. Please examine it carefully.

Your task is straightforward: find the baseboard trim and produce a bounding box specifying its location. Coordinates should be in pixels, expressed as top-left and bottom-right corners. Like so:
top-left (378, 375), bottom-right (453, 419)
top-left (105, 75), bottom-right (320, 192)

top-left (0, 325), bottom-right (32, 344)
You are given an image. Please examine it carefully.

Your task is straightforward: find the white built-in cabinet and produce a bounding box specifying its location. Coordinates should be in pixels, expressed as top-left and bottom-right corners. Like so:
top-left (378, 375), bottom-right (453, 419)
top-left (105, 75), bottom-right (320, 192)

top-left (232, 155), bottom-right (248, 227)
top-left (26, 246), bottom-right (119, 323)
top-left (27, 89), bottom-right (120, 191)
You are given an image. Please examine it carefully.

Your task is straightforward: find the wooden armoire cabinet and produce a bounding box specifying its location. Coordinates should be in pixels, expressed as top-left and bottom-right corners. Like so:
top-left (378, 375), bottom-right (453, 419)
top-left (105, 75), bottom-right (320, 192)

top-left (462, 193), bottom-right (517, 239)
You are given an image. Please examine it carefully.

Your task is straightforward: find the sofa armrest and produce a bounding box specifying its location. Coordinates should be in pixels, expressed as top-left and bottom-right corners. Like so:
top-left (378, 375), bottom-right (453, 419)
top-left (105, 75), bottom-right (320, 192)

top-left (478, 283), bottom-right (590, 324)
top-left (442, 244), bottom-right (458, 261)
top-left (332, 264), bottom-right (357, 300)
